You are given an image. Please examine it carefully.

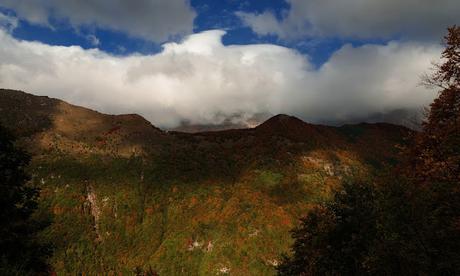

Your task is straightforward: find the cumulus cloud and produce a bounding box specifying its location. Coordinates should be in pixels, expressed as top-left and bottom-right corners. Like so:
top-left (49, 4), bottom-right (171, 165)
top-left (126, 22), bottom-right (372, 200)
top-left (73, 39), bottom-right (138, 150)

top-left (0, 0), bottom-right (196, 42)
top-left (0, 28), bottom-right (440, 128)
top-left (237, 0), bottom-right (460, 40)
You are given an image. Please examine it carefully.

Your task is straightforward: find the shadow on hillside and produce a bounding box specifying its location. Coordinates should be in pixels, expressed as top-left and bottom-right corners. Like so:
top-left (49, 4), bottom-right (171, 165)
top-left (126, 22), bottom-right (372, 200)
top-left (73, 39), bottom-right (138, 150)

top-left (0, 89), bottom-right (58, 138)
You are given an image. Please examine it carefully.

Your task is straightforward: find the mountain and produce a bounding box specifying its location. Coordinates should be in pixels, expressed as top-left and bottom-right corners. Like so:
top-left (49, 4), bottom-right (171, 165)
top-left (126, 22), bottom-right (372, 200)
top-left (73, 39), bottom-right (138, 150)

top-left (0, 89), bottom-right (166, 156)
top-left (169, 121), bottom-right (251, 133)
top-left (0, 89), bottom-right (412, 275)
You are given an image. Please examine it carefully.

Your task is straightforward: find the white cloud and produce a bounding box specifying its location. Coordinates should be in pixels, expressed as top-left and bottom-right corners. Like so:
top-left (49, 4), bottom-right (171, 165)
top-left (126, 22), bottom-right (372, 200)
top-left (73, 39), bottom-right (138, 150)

top-left (0, 12), bottom-right (17, 32)
top-left (238, 0), bottom-right (460, 40)
top-left (235, 11), bottom-right (285, 37)
top-left (0, 29), bottom-right (440, 128)
top-left (0, 0), bottom-right (196, 42)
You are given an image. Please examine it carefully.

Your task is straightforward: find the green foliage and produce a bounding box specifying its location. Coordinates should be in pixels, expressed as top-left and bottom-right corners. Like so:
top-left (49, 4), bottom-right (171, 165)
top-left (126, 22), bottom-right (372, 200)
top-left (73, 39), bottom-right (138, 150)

top-left (31, 157), bottom-right (290, 274)
top-left (278, 179), bottom-right (379, 275)
top-left (0, 125), bottom-right (50, 274)
top-left (279, 172), bottom-right (460, 275)
top-left (0, 89), bottom-right (411, 274)
top-left (256, 170), bottom-right (284, 188)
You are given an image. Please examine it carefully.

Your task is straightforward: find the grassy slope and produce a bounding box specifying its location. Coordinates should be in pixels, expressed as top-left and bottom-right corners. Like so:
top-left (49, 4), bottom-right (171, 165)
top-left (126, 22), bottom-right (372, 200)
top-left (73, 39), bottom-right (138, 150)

top-left (0, 89), bottom-right (411, 275)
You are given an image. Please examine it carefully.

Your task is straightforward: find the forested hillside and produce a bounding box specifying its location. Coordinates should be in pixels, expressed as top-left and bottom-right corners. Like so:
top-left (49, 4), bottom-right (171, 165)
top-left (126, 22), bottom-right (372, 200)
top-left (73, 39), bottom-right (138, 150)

top-left (0, 89), bottom-right (410, 274)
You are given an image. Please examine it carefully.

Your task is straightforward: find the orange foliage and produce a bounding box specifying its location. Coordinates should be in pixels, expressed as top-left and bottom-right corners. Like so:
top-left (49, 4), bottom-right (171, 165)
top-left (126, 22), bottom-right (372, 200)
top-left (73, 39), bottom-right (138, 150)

top-left (406, 26), bottom-right (460, 186)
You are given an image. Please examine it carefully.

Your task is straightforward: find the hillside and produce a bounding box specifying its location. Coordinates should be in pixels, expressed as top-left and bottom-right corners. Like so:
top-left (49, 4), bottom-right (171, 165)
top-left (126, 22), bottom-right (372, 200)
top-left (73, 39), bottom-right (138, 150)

top-left (0, 89), bottom-right (166, 157)
top-left (0, 89), bottom-right (412, 275)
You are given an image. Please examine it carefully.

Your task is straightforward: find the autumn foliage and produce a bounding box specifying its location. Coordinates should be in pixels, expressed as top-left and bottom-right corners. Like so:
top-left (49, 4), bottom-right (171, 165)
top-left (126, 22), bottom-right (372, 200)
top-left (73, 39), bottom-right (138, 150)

top-left (411, 25), bottom-right (460, 185)
top-left (279, 26), bottom-right (460, 275)
top-left (402, 25), bottom-right (460, 273)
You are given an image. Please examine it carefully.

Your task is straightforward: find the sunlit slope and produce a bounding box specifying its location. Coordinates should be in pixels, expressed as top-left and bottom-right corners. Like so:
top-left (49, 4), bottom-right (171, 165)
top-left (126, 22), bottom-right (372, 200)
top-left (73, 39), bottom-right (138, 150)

top-left (0, 89), bottom-right (411, 275)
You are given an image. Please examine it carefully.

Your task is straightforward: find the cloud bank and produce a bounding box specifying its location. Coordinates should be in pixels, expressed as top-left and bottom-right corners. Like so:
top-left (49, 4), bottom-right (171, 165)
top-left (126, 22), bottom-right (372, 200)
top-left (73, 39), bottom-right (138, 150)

top-left (0, 29), bottom-right (439, 128)
top-left (238, 0), bottom-right (460, 40)
top-left (0, 0), bottom-right (196, 42)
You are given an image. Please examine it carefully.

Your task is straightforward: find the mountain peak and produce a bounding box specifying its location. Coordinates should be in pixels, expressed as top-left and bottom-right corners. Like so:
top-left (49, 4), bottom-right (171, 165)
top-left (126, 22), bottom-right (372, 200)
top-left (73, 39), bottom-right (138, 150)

top-left (253, 114), bottom-right (325, 142)
top-left (256, 114), bottom-right (309, 130)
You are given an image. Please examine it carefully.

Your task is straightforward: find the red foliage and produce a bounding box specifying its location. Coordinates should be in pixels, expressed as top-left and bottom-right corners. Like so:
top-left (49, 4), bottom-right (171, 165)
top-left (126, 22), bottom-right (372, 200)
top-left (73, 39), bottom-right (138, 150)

top-left (406, 26), bottom-right (460, 185)
top-left (106, 125), bottom-right (121, 135)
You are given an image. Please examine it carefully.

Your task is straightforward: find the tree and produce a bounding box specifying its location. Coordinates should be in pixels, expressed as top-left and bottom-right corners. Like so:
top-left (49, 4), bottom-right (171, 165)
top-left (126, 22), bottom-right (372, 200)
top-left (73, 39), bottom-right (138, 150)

top-left (277, 180), bottom-right (378, 275)
top-left (414, 25), bottom-right (460, 184)
top-left (426, 26), bottom-right (460, 89)
top-left (0, 125), bottom-right (49, 274)
top-left (279, 26), bottom-right (460, 275)
top-left (403, 25), bottom-right (460, 274)
top-left (277, 176), bottom-right (431, 275)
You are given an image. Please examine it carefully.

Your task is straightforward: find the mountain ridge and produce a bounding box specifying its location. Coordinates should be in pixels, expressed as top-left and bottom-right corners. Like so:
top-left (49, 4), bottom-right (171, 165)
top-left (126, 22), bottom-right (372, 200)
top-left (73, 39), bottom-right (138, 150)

top-left (0, 88), bottom-right (413, 275)
top-left (0, 88), bottom-right (411, 136)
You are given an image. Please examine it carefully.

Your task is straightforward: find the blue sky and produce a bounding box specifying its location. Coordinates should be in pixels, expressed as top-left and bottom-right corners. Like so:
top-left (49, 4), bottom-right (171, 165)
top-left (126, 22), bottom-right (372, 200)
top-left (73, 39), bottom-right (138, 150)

top-left (0, 1), bottom-right (390, 67)
top-left (0, 0), bottom-right (458, 127)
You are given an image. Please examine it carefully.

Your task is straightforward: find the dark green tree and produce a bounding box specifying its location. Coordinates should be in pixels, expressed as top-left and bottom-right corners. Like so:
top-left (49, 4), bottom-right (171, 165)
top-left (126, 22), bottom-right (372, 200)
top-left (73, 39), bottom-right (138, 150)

top-left (0, 125), bottom-right (49, 274)
top-left (277, 180), bottom-right (378, 275)
top-left (277, 176), bottom-right (436, 275)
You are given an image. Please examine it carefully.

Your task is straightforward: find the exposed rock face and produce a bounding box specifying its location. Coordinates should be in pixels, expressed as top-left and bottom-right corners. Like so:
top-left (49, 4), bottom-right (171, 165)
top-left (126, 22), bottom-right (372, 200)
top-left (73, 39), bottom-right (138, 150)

top-left (86, 185), bottom-right (101, 240)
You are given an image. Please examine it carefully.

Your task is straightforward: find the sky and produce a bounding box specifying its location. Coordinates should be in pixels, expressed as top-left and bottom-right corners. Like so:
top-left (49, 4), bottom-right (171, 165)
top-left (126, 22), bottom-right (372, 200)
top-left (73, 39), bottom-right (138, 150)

top-left (0, 0), bottom-right (458, 128)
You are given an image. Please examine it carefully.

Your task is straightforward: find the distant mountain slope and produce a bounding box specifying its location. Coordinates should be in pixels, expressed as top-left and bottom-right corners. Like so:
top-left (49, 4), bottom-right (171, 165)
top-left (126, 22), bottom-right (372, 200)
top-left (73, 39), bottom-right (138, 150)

top-left (0, 88), bottom-right (410, 163)
top-left (166, 113), bottom-right (410, 177)
top-left (0, 88), bottom-right (412, 275)
top-left (0, 89), bottom-right (165, 156)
